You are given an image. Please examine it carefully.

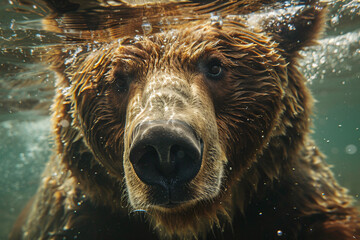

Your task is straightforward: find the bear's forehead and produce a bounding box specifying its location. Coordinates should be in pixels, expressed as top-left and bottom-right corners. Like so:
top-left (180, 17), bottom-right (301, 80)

top-left (114, 21), bottom-right (269, 62)
top-left (130, 24), bottom-right (221, 49)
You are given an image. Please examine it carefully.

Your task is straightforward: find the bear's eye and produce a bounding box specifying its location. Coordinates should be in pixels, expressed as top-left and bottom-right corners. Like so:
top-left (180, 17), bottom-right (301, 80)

top-left (113, 71), bottom-right (131, 93)
top-left (202, 58), bottom-right (224, 80)
top-left (209, 64), bottom-right (221, 76)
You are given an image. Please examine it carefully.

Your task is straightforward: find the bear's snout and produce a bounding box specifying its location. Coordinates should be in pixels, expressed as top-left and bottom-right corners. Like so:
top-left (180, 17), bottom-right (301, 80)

top-left (129, 120), bottom-right (203, 205)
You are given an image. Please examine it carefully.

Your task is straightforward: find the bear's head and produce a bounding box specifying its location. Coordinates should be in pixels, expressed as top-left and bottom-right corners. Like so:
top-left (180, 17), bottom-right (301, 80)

top-left (39, 1), bottom-right (326, 238)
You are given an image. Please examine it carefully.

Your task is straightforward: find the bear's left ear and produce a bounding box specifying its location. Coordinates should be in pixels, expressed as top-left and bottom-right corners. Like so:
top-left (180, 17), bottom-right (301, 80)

top-left (262, 5), bottom-right (327, 58)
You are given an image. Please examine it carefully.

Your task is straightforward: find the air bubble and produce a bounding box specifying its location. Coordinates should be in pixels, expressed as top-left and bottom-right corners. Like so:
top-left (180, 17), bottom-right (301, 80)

top-left (288, 24), bottom-right (296, 31)
top-left (320, 56), bottom-right (326, 64)
top-left (331, 15), bottom-right (339, 25)
top-left (133, 209), bottom-right (147, 213)
top-left (331, 147), bottom-right (339, 154)
top-left (210, 13), bottom-right (223, 27)
top-left (142, 22), bottom-right (152, 35)
top-left (59, 119), bottom-right (70, 128)
top-left (345, 144), bottom-right (357, 155)
top-left (35, 33), bottom-right (45, 41)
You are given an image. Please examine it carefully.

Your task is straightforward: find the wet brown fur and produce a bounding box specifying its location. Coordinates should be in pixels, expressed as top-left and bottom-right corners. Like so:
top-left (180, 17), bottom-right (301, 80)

top-left (10, 1), bottom-right (360, 239)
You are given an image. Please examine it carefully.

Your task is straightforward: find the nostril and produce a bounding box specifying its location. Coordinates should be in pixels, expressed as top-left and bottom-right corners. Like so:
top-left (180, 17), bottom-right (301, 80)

top-left (170, 144), bottom-right (202, 184)
top-left (130, 145), bottom-right (162, 185)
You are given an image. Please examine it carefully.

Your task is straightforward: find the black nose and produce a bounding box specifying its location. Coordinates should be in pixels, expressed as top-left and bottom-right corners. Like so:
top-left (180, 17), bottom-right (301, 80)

top-left (129, 120), bottom-right (203, 188)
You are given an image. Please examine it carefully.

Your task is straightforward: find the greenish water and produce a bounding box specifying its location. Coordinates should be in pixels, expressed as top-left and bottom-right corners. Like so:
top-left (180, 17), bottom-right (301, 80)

top-left (0, 116), bottom-right (51, 236)
top-left (0, 0), bottom-right (359, 239)
top-left (312, 87), bottom-right (360, 198)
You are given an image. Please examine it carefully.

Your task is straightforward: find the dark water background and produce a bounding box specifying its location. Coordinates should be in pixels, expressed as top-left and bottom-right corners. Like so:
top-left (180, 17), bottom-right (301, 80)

top-left (0, 0), bottom-right (359, 239)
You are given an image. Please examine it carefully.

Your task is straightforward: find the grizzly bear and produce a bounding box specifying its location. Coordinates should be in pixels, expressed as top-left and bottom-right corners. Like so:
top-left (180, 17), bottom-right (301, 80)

top-left (10, 0), bottom-right (360, 239)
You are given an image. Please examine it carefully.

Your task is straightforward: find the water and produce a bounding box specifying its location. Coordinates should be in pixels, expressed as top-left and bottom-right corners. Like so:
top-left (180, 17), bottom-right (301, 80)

top-left (0, 0), bottom-right (359, 239)
top-left (301, 0), bottom-right (360, 200)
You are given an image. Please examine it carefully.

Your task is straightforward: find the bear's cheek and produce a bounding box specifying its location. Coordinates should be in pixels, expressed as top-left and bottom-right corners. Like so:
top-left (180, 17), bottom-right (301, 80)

top-left (220, 86), bottom-right (286, 175)
top-left (121, 75), bottom-right (227, 210)
top-left (73, 87), bottom-right (129, 176)
top-left (203, 68), bottom-right (286, 176)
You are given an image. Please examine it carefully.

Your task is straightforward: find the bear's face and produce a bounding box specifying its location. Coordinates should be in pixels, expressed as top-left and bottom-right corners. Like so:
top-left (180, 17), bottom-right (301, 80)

top-left (70, 21), bottom-right (288, 225)
top-left (49, 3), bottom-right (326, 236)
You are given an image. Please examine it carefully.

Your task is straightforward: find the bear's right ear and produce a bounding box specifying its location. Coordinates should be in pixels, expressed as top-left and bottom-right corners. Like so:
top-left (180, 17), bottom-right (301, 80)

top-left (261, 4), bottom-right (327, 59)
